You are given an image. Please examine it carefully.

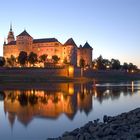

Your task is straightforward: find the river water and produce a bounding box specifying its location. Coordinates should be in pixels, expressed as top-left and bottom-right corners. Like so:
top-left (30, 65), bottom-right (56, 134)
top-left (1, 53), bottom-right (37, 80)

top-left (0, 81), bottom-right (140, 140)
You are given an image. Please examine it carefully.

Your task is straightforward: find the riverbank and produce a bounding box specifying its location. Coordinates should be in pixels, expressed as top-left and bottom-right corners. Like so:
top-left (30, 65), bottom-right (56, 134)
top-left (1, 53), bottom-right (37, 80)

top-left (47, 108), bottom-right (140, 140)
top-left (0, 67), bottom-right (90, 83)
top-left (0, 68), bottom-right (140, 83)
top-left (84, 69), bottom-right (140, 82)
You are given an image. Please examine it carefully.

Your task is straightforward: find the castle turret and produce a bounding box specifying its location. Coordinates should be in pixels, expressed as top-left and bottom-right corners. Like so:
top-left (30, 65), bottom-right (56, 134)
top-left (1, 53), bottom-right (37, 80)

top-left (7, 24), bottom-right (15, 43)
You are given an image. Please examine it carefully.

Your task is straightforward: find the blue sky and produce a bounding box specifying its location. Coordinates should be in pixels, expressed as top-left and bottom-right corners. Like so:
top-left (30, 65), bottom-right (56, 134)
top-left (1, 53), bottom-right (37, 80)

top-left (0, 0), bottom-right (140, 67)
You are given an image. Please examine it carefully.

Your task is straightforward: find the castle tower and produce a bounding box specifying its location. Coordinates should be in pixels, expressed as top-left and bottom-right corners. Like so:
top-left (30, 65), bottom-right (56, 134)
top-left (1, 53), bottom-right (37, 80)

top-left (7, 24), bottom-right (15, 43)
top-left (64, 38), bottom-right (77, 66)
top-left (16, 30), bottom-right (33, 53)
top-left (77, 42), bottom-right (93, 67)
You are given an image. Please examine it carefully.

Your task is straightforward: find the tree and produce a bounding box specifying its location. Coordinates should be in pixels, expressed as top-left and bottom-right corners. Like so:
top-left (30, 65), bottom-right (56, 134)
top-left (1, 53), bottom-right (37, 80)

top-left (18, 51), bottom-right (28, 67)
top-left (10, 55), bottom-right (16, 66)
top-left (128, 63), bottom-right (137, 71)
top-left (28, 52), bottom-right (38, 66)
top-left (102, 59), bottom-right (111, 69)
top-left (39, 54), bottom-right (47, 63)
top-left (79, 58), bottom-right (85, 68)
top-left (52, 55), bottom-right (60, 64)
top-left (96, 55), bottom-right (106, 70)
top-left (0, 57), bottom-right (5, 67)
top-left (111, 59), bottom-right (121, 70)
top-left (6, 55), bottom-right (16, 67)
top-left (122, 62), bottom-right (129, 71)
top-left (39, 54), bottom-right (47, 67)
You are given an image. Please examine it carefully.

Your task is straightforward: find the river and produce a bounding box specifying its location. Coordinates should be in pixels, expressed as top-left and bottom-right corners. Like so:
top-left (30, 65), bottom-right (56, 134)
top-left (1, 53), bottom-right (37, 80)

top-left (0, 81), bottom-right (140, 140)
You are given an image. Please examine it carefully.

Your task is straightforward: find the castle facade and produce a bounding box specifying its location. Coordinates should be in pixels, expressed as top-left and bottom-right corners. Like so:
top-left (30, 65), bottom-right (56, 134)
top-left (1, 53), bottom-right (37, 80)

top-left (3, 26), bottom-right (93, 67)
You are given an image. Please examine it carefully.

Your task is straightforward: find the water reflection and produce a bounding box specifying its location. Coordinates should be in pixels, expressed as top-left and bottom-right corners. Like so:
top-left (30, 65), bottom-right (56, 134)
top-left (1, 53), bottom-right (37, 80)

top-left (93, 81), bottom-right (138, 103)
top-left (0, 81), bottom-right (140, 128)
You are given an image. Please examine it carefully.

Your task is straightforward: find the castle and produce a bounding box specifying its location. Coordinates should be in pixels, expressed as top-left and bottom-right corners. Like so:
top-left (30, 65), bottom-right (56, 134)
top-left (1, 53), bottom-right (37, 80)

top-left (3, 25), bottom-right (93, 67)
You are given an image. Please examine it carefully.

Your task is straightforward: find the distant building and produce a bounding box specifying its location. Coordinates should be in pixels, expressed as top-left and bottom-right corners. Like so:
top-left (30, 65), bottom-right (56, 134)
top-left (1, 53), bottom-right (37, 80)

top-left (3, 25), bottom-right (93, 67)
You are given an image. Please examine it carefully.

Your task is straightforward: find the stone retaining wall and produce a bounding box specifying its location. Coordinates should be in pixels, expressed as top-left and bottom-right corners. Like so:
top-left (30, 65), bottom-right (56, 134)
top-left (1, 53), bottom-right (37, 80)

top-left (0, 67), bottom-right (81, 77)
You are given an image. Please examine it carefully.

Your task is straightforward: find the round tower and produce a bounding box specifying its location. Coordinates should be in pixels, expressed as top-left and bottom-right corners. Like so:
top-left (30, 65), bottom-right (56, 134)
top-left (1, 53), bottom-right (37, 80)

top-left (64, 38), bottom-right (77, 66)
top-left (82, 42), bottom-right (93, 67)
top-left (7, 24), bottom-right (15, 43)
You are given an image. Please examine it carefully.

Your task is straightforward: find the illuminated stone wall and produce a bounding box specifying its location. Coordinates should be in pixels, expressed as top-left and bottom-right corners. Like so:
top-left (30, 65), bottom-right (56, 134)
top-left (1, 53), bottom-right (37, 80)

top-left (1, 67), bottom-right (72, 77)
top-left (3, 45), bottom-right (19, 58)
top-left (32, 42), bottom-right (63, 60)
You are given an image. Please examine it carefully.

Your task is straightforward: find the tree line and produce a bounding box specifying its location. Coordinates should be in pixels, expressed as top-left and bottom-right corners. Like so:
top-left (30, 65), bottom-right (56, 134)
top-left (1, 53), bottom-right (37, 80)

top-left (0, 52), bottom-right (139, 72)
top-left (0, 51), bottom-right (60, 67)
top-left (92, 55), bottom-right (138, 72)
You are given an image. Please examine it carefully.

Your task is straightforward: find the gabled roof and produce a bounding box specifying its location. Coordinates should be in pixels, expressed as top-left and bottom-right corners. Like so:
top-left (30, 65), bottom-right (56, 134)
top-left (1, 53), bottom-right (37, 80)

top-left (33, 38), bottom-right (59, 43)
top-left (83, 42), bottom-right (92, 49)
top-left (5, 41), bottom-right (16, 46)
top-left (17, 30), bottom-right (32, 38)
top-left (64, 38), bottom-right (77, 47)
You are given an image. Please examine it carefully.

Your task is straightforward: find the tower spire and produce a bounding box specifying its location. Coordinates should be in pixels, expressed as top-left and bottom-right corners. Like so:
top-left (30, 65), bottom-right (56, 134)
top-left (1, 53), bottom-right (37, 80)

top-left (7, 23), bottom-right (15, 43)
top-left (10, 22), bottom-right (12, 32)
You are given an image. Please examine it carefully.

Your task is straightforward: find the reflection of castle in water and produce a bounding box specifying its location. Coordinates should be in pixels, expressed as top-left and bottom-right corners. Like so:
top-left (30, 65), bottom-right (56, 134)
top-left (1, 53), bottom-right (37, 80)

top-left (1, 81), bottom-right (138, 127)
top-left (3, 83), bottom-right (93, 127)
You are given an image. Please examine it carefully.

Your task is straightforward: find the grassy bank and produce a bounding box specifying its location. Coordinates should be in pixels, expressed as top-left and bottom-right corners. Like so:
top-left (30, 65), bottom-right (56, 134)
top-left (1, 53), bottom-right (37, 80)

top-left (84, 70), bottom-right (140, 82)
top-left (0, 72), bottom-right (91, 83)
top-left (0, 68), bottom-right (140, 83)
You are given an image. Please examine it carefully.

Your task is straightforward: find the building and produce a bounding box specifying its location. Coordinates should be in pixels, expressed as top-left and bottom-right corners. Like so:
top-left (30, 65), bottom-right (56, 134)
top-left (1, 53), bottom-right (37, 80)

top-left (3, 26), bottom-right (93, 67)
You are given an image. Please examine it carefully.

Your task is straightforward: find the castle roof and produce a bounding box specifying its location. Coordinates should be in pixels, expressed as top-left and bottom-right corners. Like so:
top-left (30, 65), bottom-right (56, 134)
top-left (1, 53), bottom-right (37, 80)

top-left (17, 30), bottom-right (32, 38)
top-left (64, 38), bottom-right (77, 47)
top-left (5, 41), bottom-right (16, 46)
top-left (83, 42), bottom-right (92, 49)
top-left (4, 38), bottom-right (60, 46)
top-left (33, 38), bottom-right (59, 43)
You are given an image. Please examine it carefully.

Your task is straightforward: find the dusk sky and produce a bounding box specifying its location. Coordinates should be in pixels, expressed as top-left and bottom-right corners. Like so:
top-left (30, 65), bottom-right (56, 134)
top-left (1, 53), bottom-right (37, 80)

top-left (0, 0), bottom-right (140, 67)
